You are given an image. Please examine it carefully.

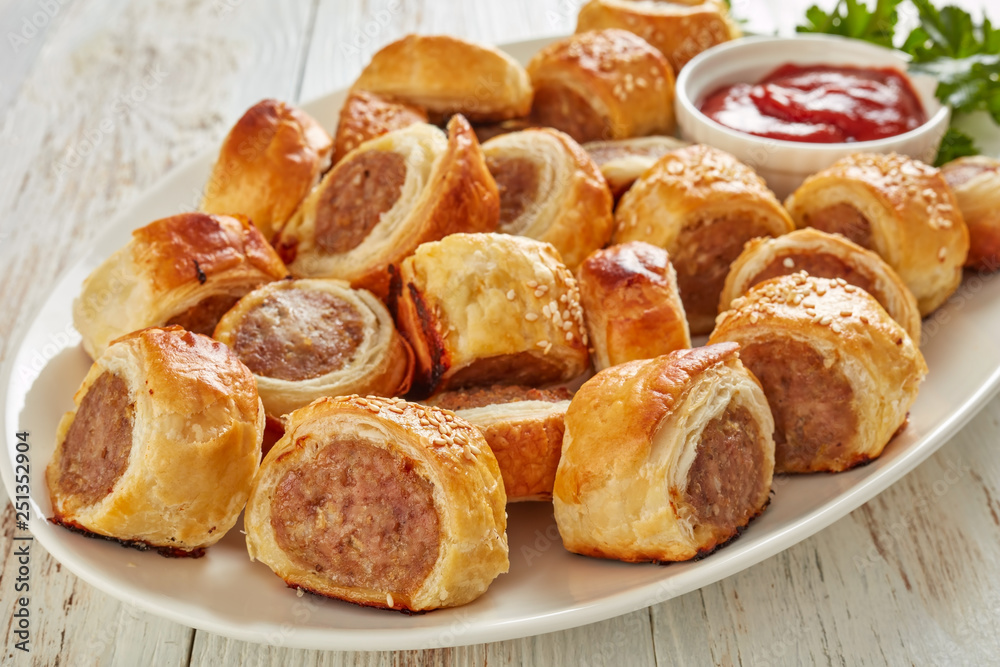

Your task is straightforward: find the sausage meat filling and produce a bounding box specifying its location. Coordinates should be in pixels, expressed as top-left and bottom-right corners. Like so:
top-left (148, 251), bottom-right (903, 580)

top-left (803, 203), bottom-right (873, 249)
top-left (531, 85), bottom-right (607, 144)
top-left (271, 438), bottom-right (440, 595)
top-left (315, 150), bottom-right (407, 254)
top-left (739, 339), bottom-right (857, 471)
top-left (672, 216), bottom-right (774, 329)
top-left (485, 155), bottom-right (541, 233)
top-left (57, 372), bottom-right (134, 506)
top-left (751, 252), bottom-right (875, 295)
top-left (166, 293), bottom-right (242, 335)
top-left (232, 288), bottom-right (366, 381)
top-left (684, 404), bottom-right (766, 537)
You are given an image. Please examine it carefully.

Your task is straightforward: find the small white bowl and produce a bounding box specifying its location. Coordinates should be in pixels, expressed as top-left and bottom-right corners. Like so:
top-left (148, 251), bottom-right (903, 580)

top-left (674, 34), bottom-right (950, 199)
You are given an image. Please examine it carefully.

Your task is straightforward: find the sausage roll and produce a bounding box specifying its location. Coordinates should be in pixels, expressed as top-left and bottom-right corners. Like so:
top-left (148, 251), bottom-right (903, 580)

top-left (784, 152), bottom-right (969, 315)
top-left (391, 233), bottom-right (591, 397)
top-left (553, 343), bottom-right (775, 562)
top-left (46, 327), bottom-right (264, 556)
top-left (426, 385), bottom-right (572, 502)
top-left (577, 242), bottom-right (690, 370)
top-left (276, 115), bottom-right (499, 300)
top-left (351, 34), bottom-right (532, 123)
top-left (709, 274), bottom-right (928, 473)
top-left (201, 99), bottom-right (333, 242)
top-left (941, 156), bottom-right (1000, 272)
top-left (613, 144), bottom-right (795, 334)
top-left (576, 0), bottom-right (740, 73)
top-left (482, 128), bottom-right (614, 269)
top-left (526, 29), bottom-right (676, 144)
top-left (583, 136), bottom-right (689, 200)
top-left (244, 395), bottom-right (508, 611)
top-left (719, 229), bottom-right (922, 346)
top-left (74, 212), bottom-right (288, 360)
top-left (332, 90), bottom-right (428, 165)
top-left (213, 279), bottom-right (413, 419)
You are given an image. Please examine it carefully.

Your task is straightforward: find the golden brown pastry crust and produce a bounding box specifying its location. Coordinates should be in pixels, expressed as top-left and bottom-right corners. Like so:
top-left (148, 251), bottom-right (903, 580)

top-left (332, 90), bottom-right (428, 165)
top-left (213, 279), bottom-right (413, 419)
top-left (391, 233), bottom-right (591, 397)
top-left (709, 274), bottom-right (928, 473)
top-left (720, 229), bottom-right (922, 346)
top-left (526, 29), bottom-right (676, 143)
top-left (276, 115), bottom-right (500, 300)
top-left (784, 152), bottom-right (969, 315)
top-left (244, 395), bottom-right (508, 611)
top-left (352, 34), bottom-right (532, 122)
top-left (613, 144), bottom-right (795, 334)
top-left (482, 128), bottom-right (614, 269)
top-left (576, 0), bottom-right (740, 73)
top-left (74, 213), bottom-right (289, 360)
top-left (553, 343), bottom-right (775, 562)
top-left (201, 99), bottom-right (333, 242)
top-left (577, 241), bottom-right (690, 370)
top-left (47, 327), bottom-right (264, 555)
top-left (941, 156), bottom-right (1000, 272)
top-left (583, 136), bottom-right (690, 199)
top-left (426, 385), bottom-right (572, 502)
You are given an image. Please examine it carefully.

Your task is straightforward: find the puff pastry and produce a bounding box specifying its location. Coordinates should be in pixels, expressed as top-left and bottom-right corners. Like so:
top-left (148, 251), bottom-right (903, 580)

top-left (276, 116), bottom-right (499, 300)
top-left (577, 241), bottom-right (690, 370)
top-left (784, 152), bottom-right (969, 315)
top-left (583, 136), bottom-right (689, 200)
top-left (482, 128), bottom-right (614, 269)
top-left (244, 395), bottom-right (508, 611)
top-left (352, 34), bottom-right (532, 122)
top-left (46, 327), bottom-right (264, 556)
top-left (720, 229), bottom-right (922, 346)
top-left (390, 233), bottom-right (591, 397)
top-left (332, 90), bottom-right (428, 165)
top-left (213, 279), bottom-right (413, 419)
top-left (941, 156), bottom-right (1000, 272)
top-left (201, 99), bottom-right (333, 242)
top-left (426, 385), bottom-right (572, 502)
top-left (576, 0), bottom-right (740, 73)
top-left (553, 343), bottom-right (775, 562)
top-left (613, 144), bottom-right (795, 334)
top-left (526, 29), bottom-right (676, 144)
top-left (710, 274), bottom-right (928, 473)
top-left (74, 213), bottom-right (288, 360)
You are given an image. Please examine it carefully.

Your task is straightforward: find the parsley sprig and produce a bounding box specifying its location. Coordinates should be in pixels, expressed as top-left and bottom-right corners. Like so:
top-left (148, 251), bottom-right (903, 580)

top-left (795, 0), bottom-right (1000, 164)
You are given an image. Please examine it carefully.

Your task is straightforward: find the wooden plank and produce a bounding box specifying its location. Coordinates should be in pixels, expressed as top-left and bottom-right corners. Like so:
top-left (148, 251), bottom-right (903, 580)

top-left (188, 608), bottom-right (654, 667)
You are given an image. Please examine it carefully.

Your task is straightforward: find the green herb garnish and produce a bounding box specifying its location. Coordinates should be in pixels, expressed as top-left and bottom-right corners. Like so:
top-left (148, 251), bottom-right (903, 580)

top-left (793, 0), bottom-right (1000, 163)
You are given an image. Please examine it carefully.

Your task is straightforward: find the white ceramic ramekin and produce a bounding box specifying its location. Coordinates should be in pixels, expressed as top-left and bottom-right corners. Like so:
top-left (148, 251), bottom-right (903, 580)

top-left (674, 34), bottom-right (950, 198)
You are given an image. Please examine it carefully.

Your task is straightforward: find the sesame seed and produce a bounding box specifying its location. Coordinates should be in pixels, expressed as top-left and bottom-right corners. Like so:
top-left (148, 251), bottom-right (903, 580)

top-left (537, 340), bottom-right (549, 348)
top-left (525, 312), bottom-right (539, 322)
top-left (840, 310), bottom-right (853, 318)
top-left (387, 593), bottom-right (394, 607)
top-left (783, 257), bottom-right (795, 269)
top-left (565, 331), bottom-right (574, 341)
top-left (527, 280), bottom-right (538, 289)
top-left (819, 315), bottom-right (832, 325)
top-left (506, 289), bottom-right (516, 301)
top-left (938, 247), bottom-right (947, 261)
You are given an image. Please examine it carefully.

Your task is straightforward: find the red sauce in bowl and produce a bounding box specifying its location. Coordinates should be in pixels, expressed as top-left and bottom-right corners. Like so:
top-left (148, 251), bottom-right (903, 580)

top-left (699, 64), bottom-right (926, 143)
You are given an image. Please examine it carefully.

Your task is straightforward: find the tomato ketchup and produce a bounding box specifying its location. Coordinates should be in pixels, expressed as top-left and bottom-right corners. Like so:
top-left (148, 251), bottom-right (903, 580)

top-left (700, 64), bottom-right (926, 143)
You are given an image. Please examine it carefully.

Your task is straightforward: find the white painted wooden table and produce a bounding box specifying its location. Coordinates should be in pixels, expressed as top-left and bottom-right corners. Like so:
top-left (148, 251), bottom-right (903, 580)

top-left (2, 0), bottom-right (999, 664)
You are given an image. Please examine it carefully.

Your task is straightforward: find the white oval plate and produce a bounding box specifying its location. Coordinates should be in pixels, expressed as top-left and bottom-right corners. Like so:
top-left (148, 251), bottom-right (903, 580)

top-left (3, 36), bottom-right (1000, 652)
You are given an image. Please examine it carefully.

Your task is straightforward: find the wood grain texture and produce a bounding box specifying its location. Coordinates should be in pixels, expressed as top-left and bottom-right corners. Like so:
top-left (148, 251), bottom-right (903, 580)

top-left (1, 0), bottom-right (1000, 665)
